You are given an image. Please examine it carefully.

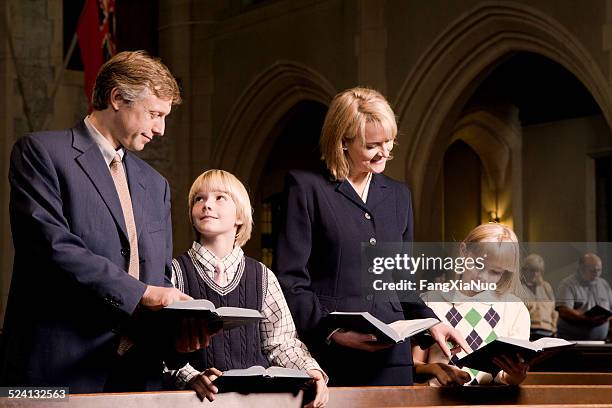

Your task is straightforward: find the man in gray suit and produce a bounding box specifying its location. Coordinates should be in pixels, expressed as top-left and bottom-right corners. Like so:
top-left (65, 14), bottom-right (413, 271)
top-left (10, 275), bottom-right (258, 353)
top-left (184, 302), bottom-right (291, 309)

top-left (1, 51), bottom-right (207, 392)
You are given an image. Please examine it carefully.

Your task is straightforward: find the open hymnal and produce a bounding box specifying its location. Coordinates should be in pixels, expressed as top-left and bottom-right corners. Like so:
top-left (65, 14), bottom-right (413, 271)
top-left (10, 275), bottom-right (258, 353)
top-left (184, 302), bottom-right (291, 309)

top-left (584, 304), bottom-right (612, 319)
top-left (162, 299), bottom-right (264, 331)
top-left (324, 312), bottom-right (439, 343)
top-left (214, 366), bottom-right (311, 393)
top-left (456, 337), bottom-right (575, 374)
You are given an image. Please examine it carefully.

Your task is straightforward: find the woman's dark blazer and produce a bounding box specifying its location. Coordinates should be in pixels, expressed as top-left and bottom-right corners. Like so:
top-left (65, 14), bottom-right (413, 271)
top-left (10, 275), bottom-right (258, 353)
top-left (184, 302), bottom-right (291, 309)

top-left (274, 169), bottom-right (437, 386)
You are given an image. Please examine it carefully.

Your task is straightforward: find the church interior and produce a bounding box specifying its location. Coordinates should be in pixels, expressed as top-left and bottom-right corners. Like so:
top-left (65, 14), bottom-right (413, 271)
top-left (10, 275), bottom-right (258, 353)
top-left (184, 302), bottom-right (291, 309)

top-left (1, 0), bottom-right (612, 406)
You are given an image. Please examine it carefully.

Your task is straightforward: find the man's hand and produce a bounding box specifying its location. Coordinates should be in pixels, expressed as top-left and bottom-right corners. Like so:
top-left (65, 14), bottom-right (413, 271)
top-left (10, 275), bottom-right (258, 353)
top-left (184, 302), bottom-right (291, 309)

top-left (587, 314), bottom-right (611, 326)
top-left (140, 285), bottom-right (192, 310)
top-left (305, 369), bottom-right (328, 408)
top-left (188, 367), bottom-right (223, 401)
top-left (330, 330), bottom-right (394, 352)
top-left (429, 323), bottom-right (472, 357)
top-left (414, 362), bottom-right (471, 386)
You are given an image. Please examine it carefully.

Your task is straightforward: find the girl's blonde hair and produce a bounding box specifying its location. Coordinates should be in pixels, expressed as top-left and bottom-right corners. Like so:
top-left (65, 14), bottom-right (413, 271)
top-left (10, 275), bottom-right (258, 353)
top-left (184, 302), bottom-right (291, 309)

top-left (320, 87), bottom-right (397, 180)
top-left (187, 170), bottom-right (253, 247)
top-left (461, 223), bottom-right (524, 297)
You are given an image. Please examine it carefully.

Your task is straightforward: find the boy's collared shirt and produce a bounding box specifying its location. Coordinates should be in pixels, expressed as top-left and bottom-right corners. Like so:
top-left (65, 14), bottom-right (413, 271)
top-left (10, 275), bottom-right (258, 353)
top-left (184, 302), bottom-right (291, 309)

top-left (169, 242), bottom-right (327, 388)
top-left (189, 241), bottom-right (243, 283)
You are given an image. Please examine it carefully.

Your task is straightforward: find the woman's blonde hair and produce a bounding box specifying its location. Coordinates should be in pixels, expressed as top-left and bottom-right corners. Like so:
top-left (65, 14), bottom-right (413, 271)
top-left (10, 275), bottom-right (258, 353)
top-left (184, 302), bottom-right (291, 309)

top-left (320, 87), bottom-right (397, 180)
top-left (461, 223), bottom-right (524, 297)
top-left (187, 170), bottom-right (253, 247)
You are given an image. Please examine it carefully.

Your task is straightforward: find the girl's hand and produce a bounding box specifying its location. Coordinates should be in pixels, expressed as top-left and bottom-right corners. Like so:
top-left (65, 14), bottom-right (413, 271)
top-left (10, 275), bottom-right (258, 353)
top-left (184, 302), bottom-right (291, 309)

top-left (493, 353), bottom-right (529, 385)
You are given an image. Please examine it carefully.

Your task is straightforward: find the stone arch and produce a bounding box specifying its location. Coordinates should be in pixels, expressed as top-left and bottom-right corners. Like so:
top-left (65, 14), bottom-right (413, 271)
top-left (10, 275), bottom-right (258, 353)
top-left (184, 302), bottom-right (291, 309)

top-left (215, 61), bottom-right (336, 187)
top-left (450, 106), bottom-right (522, 229)
top-left (392, 1), bottom-right (611, 239)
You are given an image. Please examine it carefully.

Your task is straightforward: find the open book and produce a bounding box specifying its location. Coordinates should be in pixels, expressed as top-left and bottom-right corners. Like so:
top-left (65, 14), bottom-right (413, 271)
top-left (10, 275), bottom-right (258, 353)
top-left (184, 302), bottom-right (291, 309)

top-left (456, 337), bottom-right (575, 374)
top-left (213, 366), bottom-right (312, 393)
top-left (162, 299), bottom-right (264, 331)
top-left (584, 304), bottom-right (612, 319)
top-left (324, 312), bottom-right (439, 343)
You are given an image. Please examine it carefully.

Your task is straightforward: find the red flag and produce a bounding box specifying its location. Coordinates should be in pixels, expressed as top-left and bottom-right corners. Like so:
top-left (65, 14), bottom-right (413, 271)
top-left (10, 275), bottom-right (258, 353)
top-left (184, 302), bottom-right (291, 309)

top-left (77, 0), bottom-right (116, 110)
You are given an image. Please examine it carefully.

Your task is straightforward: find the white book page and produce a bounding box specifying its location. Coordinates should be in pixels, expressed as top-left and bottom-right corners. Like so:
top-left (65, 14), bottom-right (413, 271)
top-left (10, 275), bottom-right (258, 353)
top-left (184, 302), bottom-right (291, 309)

top-left (266, 367), bottom-right (310, 378)
top-left (387, 318), bottom-right (439, 339)
top-left (216, 307), bottom-right (263, 318)
top-left (165, 299), bottom-right (215, 311)
top-left (223, 366), bottom-right (267, 377)
top-left (531, 337), bottom-right (574, 349)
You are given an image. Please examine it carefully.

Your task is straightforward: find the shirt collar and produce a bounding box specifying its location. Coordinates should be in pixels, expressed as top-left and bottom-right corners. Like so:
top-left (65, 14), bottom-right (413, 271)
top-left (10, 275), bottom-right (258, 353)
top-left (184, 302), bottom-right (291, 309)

top-left (438, 289), bottom-right (499, 305)
top-left (190, 241), bottom-right (244, 273)
top-left (346, 171), bottom-right (373, 203)
top-left (84, 116), bottom-right (125, 166)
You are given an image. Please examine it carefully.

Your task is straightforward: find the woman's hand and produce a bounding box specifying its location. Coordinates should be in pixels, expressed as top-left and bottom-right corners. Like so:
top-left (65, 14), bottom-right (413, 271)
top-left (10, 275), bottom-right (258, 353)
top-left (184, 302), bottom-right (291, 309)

top-left (493, 353), bottom-right (529, 385)
top-left (305, 369), bottom-right (329, 408)
top-left (429, 323), bottom-right (472, 357)
top-left (414, 362), bottom-right (471, 386)
top-left (188, 367), bottom-right (223, 401)
top-left (330, 330), bottom-right (394, 352)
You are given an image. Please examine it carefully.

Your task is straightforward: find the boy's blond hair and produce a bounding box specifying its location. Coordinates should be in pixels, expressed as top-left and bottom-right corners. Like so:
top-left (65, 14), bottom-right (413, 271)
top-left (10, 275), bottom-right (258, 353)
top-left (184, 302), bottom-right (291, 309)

top-left (320, 87), bottom-right (397, 180)
top-left (188, 170), bottom-right (253, 247)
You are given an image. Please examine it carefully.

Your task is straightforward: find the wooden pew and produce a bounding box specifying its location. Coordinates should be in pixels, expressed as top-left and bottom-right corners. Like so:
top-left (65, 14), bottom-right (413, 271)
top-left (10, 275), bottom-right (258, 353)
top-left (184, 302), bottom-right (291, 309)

top-left (2, 385), bottom-right (612, 408)
top-left (327, 385), bottom-right (612, 407)
top-left (0, 390), bottom-right (303, 408)
top-left (531, 344), bottom-right (612, 372)
top-left (524, 372), bottom-right (612, 385)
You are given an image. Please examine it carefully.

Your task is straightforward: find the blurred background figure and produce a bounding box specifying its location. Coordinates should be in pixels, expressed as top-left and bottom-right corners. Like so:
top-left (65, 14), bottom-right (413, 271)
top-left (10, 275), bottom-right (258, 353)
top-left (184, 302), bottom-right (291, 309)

top-left (521, 254), bottom-right (558, 340)
top-left (556, 253), bottom-right (612, 341)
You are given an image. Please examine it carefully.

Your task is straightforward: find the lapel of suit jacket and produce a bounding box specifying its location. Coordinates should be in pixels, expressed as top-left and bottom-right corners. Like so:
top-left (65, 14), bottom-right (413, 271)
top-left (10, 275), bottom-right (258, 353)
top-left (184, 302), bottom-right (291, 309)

top-left (72, 121), bottom-right (129, 241)
top-left (366, 173), bottom-right (391, 211)
top-left (123, 152), bottom-right (146, 240)
top-left (335, 173), bottom-right (392, 213)
top-left (335, 178), bottom-right (369, 213)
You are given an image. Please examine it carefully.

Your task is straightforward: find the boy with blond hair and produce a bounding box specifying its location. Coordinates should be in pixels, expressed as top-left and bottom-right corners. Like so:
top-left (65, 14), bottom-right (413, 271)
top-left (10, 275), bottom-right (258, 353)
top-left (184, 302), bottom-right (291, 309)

top-left (168, 169), bottom-right (327, 407)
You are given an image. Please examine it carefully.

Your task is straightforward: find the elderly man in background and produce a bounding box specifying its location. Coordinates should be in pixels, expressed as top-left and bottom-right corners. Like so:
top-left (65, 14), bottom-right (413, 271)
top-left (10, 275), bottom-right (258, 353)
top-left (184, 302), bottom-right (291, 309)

top-left (556, 253), bottom-right (612, 341)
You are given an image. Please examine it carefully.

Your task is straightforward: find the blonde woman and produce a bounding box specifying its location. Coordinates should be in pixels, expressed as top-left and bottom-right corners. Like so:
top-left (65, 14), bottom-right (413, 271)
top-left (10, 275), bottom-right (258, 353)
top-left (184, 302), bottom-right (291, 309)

top-left (274, 87), bottom-right (468, 386)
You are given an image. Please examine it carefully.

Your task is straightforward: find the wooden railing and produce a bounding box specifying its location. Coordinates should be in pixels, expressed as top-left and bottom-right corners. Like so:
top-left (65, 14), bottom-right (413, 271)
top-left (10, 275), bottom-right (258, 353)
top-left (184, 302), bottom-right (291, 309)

top-left (2, 380), bottom-right (612, 408)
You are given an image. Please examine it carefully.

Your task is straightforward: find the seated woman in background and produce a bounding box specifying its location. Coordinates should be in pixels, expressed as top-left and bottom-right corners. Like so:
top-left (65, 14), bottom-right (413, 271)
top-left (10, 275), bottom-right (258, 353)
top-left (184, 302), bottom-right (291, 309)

top-left (412, 223), bottom-right (531, 386)
top-left (521, 254), bottom-right (558, 340)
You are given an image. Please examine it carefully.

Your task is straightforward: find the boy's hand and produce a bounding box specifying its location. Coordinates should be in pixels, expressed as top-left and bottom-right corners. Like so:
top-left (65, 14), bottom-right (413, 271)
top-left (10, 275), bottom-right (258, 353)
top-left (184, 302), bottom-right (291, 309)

top-left (175, 318), bottom-right (218, 353)
top-left (305, 369), bottom-right (329, 408)
top-left (330, 330), bottom-right (394, 352)
top-left (189, 367), bottom-right (223, 401)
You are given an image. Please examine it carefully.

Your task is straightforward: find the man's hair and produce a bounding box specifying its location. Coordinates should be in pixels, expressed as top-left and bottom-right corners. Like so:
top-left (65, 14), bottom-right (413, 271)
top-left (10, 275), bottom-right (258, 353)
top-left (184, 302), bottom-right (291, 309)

top-left (320, 87), bottom-right (397, 180)
top-left (188, 170), bottom-right (253, 247)
top-left (92, 50), bottom-right (182, 110)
